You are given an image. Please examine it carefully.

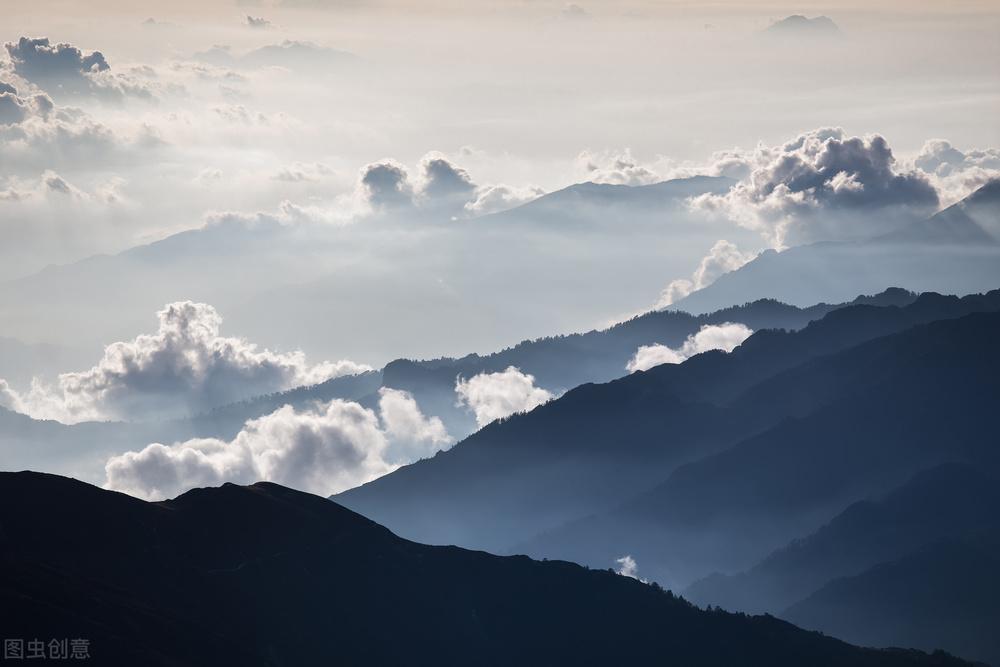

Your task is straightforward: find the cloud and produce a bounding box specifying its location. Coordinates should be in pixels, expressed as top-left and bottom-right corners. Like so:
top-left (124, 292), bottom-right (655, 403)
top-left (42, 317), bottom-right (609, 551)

top-left (1, 301), bottom-right (370, 423)
top-left (691, 128), bottom-right (939, 247)
top-left (360, 159), bottom-right (414, 209)
top-left (104, 388), bottom-right (451, 500)
top-left (912, 139), bottom-right (1000, 206)
top-left (561, 3), bottom-right (590, 20)
top-left (356, 153), bottom-right (542, 217)
top-left (576, 148), bottom-right (661, 186)
top-left (377, 387), bottom-right (452, 461)
top-left (626, 322), bottom-right (753, 372)
top-left (195, 40), bottom-right (353, 71)
top-left (463, 183), bottom-right (544, 216)
top-left (615, 555), bottom-right (644, 581)
top-left (5, 36), bottom-right (152, 102)
top-left (104, 400), bottom-right (389, 500)
top-left (455, 366), bottom-right (555, 428)
top-left (656, 240), bottom-right (757, 307)
top-left (418, 153), bottom-right (477, 202)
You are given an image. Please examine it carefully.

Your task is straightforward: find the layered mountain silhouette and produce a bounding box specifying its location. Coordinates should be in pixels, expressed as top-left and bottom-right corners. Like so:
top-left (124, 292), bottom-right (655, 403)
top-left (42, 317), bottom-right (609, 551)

top-left (0, 472), bottom-right (971, 667)
top-left (0, 175), bottom-right (752, 365)
top-left (685, 463), bottom-right (1000, 665)
top-left (785, 533), bottom-right (1000, 667)
top-left (671, 181), bottom-right (1000, 313)
top-left (0, 289), bottom-right (913, 483)
top-left (336, 291), bottom-right (1000, 555)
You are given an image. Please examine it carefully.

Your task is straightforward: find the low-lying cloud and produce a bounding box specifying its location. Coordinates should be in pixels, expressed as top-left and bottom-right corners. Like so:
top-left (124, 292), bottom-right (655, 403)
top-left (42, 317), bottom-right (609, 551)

top-left (656, 239), bottom-right (757, 307)
top-left (0, 301), bottom-right (370, 423)
top-left (455, 366), bottom-right (555, 427)
top-left (103, 388), bottom-right (451, 500)
top-left (626, 322), bottom-right (753, 372)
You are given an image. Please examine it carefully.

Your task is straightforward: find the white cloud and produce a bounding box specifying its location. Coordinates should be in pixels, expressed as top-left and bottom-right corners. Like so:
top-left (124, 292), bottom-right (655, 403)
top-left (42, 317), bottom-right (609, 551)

top-left (576, 148), bottom-right (661, 186)
top-left (104, 388), bottom-right (451, 500)
top-left (911, 139), bottom-right (1000, 207)
top-left (656, 239), bottom-right (757, 308)
top-left (626, 322), bottom-right (753, 372)
top-left (356, 153), bottom-right (544, 217)
top-left (5, 36), bottom-right (154, 102)
top-left (1, 301), bottom-right (370, 423)
top-left (615, 555), bottom-right (646, 582)
top-left (691, 128), bottom-right (939, 247)
top-left (377, 387), bottom-right (452, 461)
top-left (463, 183), bottom-right (544, 216)
top-left (455, 366), bottom-right (555, 428)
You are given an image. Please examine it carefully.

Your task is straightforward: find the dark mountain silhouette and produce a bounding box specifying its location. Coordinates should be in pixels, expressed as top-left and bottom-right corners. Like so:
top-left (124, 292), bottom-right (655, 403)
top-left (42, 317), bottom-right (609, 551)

top-left (0, 472), bottom-right (971, 667)
top-left (376, 287), bottom-right (917, 436)
top-left (684, 463), bottom-right (1000, 614)
top-left (335, 291), bottom-right (1000, 559)
top-left (517, 311), bottom-right (1000, 589)
top-left (784, 533), bottom-right (1000, 666)
top-left (671, 181), bottom-right (1000, 314)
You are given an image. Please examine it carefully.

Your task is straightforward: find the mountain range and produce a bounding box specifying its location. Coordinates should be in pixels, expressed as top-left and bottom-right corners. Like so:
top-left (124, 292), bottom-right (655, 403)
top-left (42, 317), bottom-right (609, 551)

top-left (335, 291), bottom-right (1000, 663)
top-left (671, 180), bottom-right (1000, 313)
top-left (0, 471), bottom-right (975, 667)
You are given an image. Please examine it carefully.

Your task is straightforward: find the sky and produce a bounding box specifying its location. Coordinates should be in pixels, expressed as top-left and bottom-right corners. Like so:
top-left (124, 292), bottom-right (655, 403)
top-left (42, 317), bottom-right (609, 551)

top-left (1, 0), bottom-right (998, 499)
top-left (2, 0), bottom-right (997, 278)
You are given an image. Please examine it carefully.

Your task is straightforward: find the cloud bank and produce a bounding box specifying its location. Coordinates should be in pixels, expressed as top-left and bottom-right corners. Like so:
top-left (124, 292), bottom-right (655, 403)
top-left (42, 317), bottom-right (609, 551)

top-left (356, 153), bottom-right (542, 217)
top-left (455, 366), bottom-right (555, 427)
top-left (103, 388), bottom-right (450, 500)
top-left (626, 322), bottom-right (753, 372)
top-left (0, 302), bottom-right (369, 423)
top-left (691, 128), bottom-right (939, 246)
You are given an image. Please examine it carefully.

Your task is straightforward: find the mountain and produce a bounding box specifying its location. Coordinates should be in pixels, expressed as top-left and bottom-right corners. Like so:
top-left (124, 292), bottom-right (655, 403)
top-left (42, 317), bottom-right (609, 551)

top-left (335, 291), bottom-right (1000, 558)
top-left (375, 287), bottom-right (918, 436)
top-left (483, 176), bottom-right (735, 226)
top-left (765, 15), bottom-right (841, 35)
top-left (684, 463), bottom-right (1000, 614)
top-left (671, 181), bottom-right (1000, 314)
top-left (784, 533), bottom-right (1000, 666)
top-left (0, 472), bottom-right (971, 667)
top-left (516, 310), bottom-right (1000, 589)
top-left (0, 176), bottom-right (753, 366)
top-left (0, 289), bottom-right (911, 485)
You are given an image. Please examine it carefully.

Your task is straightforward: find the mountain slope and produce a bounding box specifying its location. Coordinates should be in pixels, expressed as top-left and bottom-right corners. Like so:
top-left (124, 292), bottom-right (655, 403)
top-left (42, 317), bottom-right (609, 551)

top-left (517, 312), bottom-right (1000, 588)
top-left (684, 463), bottom-right (1000, 613)
top-left (335, 291), bottom-right (1000, 555)
top-left (671, 181), bottom-right (1000, 314)
top-left (0, 289), bottom-right (912, 485)
top-left (0, 472), bottom-right (970, 667)
top-left (784, 534), bottom-right (1000, 667)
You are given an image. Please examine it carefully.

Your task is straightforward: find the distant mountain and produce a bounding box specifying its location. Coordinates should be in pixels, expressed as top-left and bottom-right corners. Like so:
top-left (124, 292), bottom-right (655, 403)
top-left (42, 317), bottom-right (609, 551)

top-left (784, 533), bottom-right (1000, 666)
top-left (376, 287), bottom-right (918, 436)
top-left (766, 15), bottom-right (841, 35)
top-left (0, 472), bottom-right (971, 667)
top-left (483, 176), bottom-right (736, 226)
top-left (0, 175), bottom-right (752, 366)
top-left (0, 289), bottom-right (911, 484)
top-left (516, 310), bottom-right (1000, 588)
top-left (684, 463), bottom-right (1000, 614)
top-left (671, 181), bottom-right (1000, 314)
top-left (335, 291), bottom-right (1000, 559)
